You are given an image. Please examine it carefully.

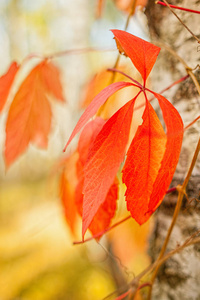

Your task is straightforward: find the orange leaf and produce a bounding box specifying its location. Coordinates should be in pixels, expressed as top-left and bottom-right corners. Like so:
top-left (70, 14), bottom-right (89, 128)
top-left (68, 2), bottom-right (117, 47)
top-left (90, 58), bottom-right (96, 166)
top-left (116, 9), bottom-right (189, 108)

top-left (39, 60), bottom-right (65, 102)
top-left (80, 70), bottom-right (113, 109)
top-left (0, 62), bottom-right (19, 112)
top-left (114, 0), bottom-right (148, 13)
top-left (122, 99), bottom-right (167, 224)
top-left (5, 60), bottom-right (64, 167)
top-left (96, 0), bottom-right (106, 18)
top-left (82, 97), bottom-right (137, 238)
top-left (112, 30), bottom-right (160, 83)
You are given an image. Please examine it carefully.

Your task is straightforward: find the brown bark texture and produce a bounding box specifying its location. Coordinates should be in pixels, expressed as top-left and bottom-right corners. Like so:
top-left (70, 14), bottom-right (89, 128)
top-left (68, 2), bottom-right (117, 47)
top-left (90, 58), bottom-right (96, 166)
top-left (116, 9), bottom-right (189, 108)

top-left (145, 0), bottom-right (200, 299)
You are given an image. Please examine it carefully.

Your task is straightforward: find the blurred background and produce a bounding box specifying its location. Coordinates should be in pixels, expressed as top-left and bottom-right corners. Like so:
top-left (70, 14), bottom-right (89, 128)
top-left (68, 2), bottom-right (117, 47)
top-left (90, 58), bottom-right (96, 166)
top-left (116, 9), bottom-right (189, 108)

top-left (0, 0), bottom-right (152, 299)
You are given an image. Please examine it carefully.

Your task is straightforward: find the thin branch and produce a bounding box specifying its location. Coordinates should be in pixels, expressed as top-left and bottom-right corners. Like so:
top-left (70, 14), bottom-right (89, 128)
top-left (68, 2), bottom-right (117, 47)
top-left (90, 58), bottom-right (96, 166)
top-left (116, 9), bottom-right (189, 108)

top-left (156, 1), bottom-right (200, 14)
top-left (154, 41), bottom-right (200, 97)
top-left (160, 0), bottom-right (200, 43)
top-left (184, 115), bottom-right (200, 130)
top-left (105, 232), bottom-right (200, 300)
top-left (22, 47), bottom-right (116, 64)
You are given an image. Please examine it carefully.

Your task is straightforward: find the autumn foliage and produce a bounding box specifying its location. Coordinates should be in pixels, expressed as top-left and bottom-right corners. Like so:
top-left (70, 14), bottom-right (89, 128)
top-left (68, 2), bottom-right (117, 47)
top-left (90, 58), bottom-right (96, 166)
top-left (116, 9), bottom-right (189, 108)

top-left (62, 30), bottom-right (184, 239)
top-left (0, 29), bottom-right (184, 241)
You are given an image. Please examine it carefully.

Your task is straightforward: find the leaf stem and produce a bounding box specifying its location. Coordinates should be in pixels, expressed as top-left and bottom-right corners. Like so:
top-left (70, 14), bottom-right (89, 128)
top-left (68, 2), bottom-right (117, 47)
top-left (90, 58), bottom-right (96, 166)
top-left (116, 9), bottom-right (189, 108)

top-left (133, 74), bottom-right (188, 111)
top-left (156, 1), bottom-right (200, 14)
top-left (147, 137), bottom-right (200, 299)
top-left (107, 68), bottom-right (143, 88)
top-left (73, 215), bottom-right (131, 245)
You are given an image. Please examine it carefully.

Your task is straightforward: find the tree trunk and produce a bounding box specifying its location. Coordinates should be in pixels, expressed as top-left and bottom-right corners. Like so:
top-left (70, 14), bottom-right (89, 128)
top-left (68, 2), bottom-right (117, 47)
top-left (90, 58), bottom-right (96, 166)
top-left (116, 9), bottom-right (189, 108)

top-left (145, 1), bottom-right (200, 299)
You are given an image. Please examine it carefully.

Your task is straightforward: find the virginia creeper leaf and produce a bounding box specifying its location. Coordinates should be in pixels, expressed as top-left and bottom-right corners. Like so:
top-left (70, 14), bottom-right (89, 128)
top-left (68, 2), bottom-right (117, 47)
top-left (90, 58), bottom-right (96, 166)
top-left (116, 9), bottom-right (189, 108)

top-left (75, 118), bottom-right (118, 238)
top-left (64, 81), bottom-right (134, 150)
top-left (76, 174), bottom-right (118, 239)
top-left (0, 62), bottom-right (19, 112)
top-left (122, 99), bottom-right (167, 224)
top-left (5, 60), bottom-right (64, 167)
top-left (112, 30), bottom-right (160, 83)
top-left (82, 98), bottom-right (136, 238)
top-left (147, 92), bottom-right (184, 213)
top-left (78, 117), bottom-right (106, 165)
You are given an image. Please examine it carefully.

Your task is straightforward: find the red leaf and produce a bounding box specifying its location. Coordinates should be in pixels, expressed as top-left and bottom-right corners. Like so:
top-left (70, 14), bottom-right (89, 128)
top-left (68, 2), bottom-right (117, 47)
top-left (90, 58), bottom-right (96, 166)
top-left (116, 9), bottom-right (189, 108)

top-left (112, 30), bottom-right (160, 83)
top-left (82, 98), bottom-right (136, 238)
top-left (78, 117), bottom-right (106, 165)
top-left (0, 62), bottom-right (19, 112)
top-left (122, 99), bottom-right (167, 224)
top-left (5, 60), bottom-right (64, 167)
top-left (75, 118), bottom-right (118, 238)
top-left (88, 179), bottom-right (118, 237)
top-left (64, 81), bottom-right (134, 150)
top-left (76, 175), bottom-right (118, 238)
top-left (147, 93), bottom-right (184, 214)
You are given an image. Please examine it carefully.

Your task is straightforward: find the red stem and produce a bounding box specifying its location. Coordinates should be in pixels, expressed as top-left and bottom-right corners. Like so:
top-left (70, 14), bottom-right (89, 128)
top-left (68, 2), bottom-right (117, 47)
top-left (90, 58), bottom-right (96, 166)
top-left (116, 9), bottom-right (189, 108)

top-left (73, 186), bottom-right (179, 245)
top-left (166, 187), bottom-right (177, 194)
top-left (107, 68), bottom-right (143, 89)
top-left (114, 290), bottom-right (131, 300)
top-left (156, 1), bottom-right (200, 14)
top-left (184, 115), bottom-right (200, 130)
top-left (73, 215), bottom-right (131, 245)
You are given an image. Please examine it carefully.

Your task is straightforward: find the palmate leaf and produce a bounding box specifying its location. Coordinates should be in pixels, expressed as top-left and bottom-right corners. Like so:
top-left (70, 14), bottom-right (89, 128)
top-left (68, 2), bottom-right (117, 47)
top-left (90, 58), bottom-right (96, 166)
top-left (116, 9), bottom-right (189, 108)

top-left (63, 30), bottom-right (183, 239)
top-left (5, 60), bottom-right (64, 167)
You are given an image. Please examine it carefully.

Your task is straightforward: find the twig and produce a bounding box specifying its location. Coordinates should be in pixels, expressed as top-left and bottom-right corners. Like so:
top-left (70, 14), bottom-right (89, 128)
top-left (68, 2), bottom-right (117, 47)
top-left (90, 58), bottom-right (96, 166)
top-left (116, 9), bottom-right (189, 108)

top-left (105, 232), bottom-right (200, 300)
top-left (156, 1), bottom-right (200, 15)
top-left (154, 41), bottom-right (200, 97)
top-left (160, 0), bottom-right (200, 43)
top-left (147, 137), bottom-right (200, 299)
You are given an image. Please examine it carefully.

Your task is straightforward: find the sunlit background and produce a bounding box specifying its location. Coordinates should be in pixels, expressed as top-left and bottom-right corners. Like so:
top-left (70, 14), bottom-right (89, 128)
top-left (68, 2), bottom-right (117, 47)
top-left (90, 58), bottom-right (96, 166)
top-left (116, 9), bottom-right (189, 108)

top-left (0, 1), bottom-right (152, 299)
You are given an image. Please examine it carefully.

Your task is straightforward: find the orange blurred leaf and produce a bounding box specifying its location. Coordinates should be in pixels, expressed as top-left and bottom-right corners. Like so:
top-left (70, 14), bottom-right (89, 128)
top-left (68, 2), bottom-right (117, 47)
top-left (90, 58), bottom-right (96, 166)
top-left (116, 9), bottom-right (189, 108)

top-left (5, 60), bottom-right (64, 167)
top-left (60, 152), bottom-right (79, 234)
top-left (0, 62), bottom-right (19, 112)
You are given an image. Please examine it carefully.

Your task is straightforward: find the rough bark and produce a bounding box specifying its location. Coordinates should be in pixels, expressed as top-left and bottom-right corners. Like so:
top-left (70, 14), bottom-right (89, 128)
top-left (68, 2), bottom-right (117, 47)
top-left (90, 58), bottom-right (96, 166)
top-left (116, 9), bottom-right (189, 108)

top-left (145, 1), bottom-right (200, 299)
